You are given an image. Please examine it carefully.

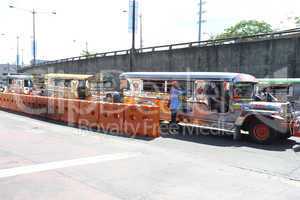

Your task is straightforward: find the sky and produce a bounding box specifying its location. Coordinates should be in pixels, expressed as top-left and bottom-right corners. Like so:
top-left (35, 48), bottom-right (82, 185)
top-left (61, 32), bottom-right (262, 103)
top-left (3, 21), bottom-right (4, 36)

top-left (0, 0), bottom-right (299, 65)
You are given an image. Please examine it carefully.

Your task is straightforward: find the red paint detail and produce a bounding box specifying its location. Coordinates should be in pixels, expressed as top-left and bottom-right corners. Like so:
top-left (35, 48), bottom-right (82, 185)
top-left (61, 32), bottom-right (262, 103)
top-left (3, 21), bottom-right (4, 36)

top-left (293, 121), bottom-right (300, 137)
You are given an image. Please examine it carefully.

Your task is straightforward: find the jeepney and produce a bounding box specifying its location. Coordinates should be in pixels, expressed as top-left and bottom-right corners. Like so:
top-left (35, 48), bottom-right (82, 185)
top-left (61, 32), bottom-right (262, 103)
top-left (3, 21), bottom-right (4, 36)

top-left (120, 72), bottom-right (300, 144)
top-left (90, 72), bottom-right (121, 102)
top-left (258, 78), bottom-right (300, 109)
top-left (44, 74), bottom-right (94, 99)
top-left (5, 74), bottom-right (34, 95)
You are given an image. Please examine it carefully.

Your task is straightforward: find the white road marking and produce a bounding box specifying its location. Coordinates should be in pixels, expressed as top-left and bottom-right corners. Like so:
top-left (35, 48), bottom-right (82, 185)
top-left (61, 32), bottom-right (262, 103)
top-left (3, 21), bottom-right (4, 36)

top-left (0, 152), bottom-right (141, 179)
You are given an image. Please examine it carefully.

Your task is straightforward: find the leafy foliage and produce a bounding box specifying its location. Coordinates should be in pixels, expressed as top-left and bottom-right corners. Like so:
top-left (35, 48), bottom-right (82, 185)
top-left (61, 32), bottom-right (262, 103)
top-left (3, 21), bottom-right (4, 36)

top-left (295, 17), bottom-right (300, 27)
top-left (80, 50), bottom-right (95, 57)
top-left (215, 20), bottom-right (273, 39)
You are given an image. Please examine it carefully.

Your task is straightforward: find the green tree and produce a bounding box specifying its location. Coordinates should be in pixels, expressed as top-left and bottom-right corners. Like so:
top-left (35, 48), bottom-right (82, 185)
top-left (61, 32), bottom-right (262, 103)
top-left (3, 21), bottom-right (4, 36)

top-left (295, 17), bottom-right (300, 27)
top-left (215, 20), bottom-right (273, 39)
top-left (80, 50), bottom-right (95, 57)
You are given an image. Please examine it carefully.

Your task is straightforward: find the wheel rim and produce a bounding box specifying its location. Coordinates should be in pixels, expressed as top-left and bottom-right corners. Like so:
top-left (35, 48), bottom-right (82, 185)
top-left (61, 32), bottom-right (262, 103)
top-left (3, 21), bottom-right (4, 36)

top-left (253, 124), bottom-right (270, 141)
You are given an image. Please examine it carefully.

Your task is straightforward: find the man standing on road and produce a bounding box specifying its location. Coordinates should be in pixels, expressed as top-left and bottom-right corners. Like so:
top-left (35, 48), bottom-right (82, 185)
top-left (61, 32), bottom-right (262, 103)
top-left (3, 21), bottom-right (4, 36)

top-left (169, 81), bottom-right (185, 124)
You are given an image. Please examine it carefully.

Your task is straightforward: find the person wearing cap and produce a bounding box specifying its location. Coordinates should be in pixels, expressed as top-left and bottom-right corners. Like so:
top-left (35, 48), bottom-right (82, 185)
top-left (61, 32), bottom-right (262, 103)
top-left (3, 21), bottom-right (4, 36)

top-left (169, 81), bottom-right (185, 124)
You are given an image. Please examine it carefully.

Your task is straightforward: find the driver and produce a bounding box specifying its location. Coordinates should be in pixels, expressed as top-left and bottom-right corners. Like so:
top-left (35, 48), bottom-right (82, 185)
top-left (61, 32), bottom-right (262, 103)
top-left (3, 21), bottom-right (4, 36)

top-left (263, 87), bottom-right (278, 102)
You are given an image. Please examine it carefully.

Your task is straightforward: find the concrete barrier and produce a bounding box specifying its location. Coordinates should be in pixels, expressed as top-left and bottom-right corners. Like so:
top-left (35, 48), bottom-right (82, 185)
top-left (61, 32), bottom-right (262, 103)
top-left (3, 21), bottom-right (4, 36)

top-left (0, 93), bottom-right (161, 138)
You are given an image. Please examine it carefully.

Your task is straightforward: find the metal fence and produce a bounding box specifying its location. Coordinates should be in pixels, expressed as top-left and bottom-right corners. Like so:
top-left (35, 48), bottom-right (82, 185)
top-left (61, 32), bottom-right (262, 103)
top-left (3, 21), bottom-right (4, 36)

top-left (23, 28), bottom-right (300, 69)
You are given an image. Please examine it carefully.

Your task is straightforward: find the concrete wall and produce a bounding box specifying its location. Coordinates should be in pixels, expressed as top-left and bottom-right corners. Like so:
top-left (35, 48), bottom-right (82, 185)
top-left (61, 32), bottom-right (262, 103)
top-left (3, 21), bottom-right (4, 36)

top-left (21, 35), bottom-right (300, 78)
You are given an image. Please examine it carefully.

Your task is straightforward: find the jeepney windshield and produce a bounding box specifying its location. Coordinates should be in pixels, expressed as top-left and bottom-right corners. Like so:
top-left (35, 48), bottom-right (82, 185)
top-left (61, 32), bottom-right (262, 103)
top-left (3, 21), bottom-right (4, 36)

top-left (233, 82), bottom-right (256, 99)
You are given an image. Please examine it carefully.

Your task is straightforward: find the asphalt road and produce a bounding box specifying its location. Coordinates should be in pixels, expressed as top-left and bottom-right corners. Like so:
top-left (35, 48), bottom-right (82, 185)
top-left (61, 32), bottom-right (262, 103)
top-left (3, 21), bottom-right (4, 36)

top-left (1, 110), bottom-right (300, 200)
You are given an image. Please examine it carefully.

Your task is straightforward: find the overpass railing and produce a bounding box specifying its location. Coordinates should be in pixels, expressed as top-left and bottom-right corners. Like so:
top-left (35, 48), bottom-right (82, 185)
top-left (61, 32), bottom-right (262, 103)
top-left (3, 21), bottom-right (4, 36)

top-left (24, 28), bottom-right (300, 69)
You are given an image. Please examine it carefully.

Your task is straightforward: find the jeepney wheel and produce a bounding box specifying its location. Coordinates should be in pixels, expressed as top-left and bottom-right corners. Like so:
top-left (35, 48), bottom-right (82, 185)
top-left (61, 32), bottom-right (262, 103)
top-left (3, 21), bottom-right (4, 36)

top-left (249, 120), bottom-right (276, 144)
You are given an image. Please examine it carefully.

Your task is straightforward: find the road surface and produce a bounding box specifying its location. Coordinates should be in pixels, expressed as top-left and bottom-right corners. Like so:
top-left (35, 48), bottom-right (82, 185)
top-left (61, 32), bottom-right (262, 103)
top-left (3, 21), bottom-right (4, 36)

top-left (0, 110), bottom-right (300, 200)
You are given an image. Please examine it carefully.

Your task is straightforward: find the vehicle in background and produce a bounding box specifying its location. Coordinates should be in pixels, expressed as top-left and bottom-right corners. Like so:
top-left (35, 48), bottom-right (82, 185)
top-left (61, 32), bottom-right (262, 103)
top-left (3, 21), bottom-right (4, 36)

top-left (0, 77), bottom-right (6, 92)
top-left (4, 74), bottom-right (34, 95)
top-left (258, 78), bottom-right (300, 110)
top-left (0, 83), bottom-right (6, 92)
top-left (44, 74), bottom-right (94, 99)
top-left (120, 72), bottom-right (300, 144)
top-left (89, 72), bottom-right (121, 102)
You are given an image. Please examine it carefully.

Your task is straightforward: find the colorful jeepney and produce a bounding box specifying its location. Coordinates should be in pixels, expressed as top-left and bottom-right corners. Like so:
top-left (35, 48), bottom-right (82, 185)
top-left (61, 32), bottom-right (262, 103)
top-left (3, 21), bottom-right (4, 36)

top-left (44, 74), bottom-right (94, 99)
top-left (120, 72), bottom-right (300, 144)
top-left (258, 78), bottom-right (300, 109)
top-left (5, 74), bottom-right (34, 95)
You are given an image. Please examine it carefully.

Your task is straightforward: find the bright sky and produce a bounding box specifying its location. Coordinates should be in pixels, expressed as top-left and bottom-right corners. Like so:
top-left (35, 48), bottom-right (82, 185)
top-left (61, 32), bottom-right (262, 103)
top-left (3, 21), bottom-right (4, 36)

top-left (0, 0), bottom-right (299, 65)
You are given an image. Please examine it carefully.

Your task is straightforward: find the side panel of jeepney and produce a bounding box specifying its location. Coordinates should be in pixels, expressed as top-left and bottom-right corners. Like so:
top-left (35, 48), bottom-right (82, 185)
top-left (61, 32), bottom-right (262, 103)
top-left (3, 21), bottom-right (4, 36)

top-left (123, 79), bottom-right (142, 104)
top-left (122, 77), bottom-right (240, 131)
top-left (9, 79), bottom-right (23, 94)
top-left (181, 80), bottom-right (237, 131)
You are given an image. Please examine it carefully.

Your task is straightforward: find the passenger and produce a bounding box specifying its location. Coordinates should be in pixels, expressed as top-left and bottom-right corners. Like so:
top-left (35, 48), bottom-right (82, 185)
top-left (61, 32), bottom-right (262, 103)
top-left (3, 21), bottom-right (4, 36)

top-left (206, 82), bottom-right (220, 112)
top-left (169, 81), bottom-right (185, 124)
top-left (222, 82), bottom-right (230, 113)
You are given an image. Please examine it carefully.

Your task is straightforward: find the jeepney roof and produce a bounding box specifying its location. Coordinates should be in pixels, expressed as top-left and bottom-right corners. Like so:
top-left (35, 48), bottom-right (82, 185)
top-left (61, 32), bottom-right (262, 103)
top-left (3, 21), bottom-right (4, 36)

top-left (45, 73), bottom-right (94, 80)
top-left (6, 74), bottom-right (33, 80)
top-left (120, 72), bottom-right (257, 83)
top-left (258, 78), bottom-right (300, 85)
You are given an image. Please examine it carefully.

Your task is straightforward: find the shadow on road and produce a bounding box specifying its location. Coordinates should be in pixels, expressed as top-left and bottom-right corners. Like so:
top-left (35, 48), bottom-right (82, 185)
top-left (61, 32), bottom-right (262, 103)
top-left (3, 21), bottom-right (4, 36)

top-left (161, 133), bottom-right (298, 152)
top-left (1, 109), bottom-right (298, 150)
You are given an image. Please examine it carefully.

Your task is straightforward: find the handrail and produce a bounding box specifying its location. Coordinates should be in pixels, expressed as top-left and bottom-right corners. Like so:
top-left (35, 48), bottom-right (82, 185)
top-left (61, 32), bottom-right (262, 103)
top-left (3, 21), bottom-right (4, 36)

top-left (22, 28), bottom-right (300, 69)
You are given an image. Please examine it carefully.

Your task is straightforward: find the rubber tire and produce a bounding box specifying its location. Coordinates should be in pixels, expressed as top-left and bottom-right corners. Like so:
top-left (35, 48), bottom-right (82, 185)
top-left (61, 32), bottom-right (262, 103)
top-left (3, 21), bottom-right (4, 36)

top-left (278, 132), bottom-right (291, 140)
top-left (249, 120), bottom-right (277, 144)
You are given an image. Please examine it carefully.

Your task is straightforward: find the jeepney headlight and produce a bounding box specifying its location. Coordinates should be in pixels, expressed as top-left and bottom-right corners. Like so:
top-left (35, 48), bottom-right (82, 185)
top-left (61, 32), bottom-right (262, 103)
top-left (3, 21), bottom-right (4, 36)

top-left (279, 104), bottom-right (292, 118)
top-left (279, 105), bottom-right (287, 117)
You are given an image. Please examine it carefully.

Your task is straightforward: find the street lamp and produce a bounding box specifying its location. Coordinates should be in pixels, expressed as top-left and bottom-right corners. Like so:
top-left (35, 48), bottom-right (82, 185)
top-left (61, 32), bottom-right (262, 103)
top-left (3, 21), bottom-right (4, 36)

top-left (9, 5), bottom-right (56, 66)
top-left (122, 9), bottom-right (143, 50)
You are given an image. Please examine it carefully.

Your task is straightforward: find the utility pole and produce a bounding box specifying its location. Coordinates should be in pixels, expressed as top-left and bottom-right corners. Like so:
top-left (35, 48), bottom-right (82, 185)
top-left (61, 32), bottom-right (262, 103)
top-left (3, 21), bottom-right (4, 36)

top-left (198, 0), bottom-right (206, 42)
top-left (9, 5), bottom-right (56, 66)
top-left (129, 0), bottom-right (136, 72)
top-left (32, 9), bottom-right (36, 66)
top-left (85, 41), bottom-right (89, 54)
top-left (16, 36), bottom-right (20, 70)
top-left (140, 14), bottom-right (143, 50)
top-left (21, 49), bottom-right (24, 68)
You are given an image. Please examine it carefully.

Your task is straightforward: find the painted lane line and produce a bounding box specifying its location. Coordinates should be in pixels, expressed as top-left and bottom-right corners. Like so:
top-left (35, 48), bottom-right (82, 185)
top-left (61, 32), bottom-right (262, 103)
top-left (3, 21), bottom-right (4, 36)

top-left (0, 152), bottom-right (141, 179)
